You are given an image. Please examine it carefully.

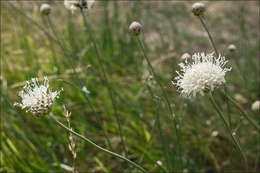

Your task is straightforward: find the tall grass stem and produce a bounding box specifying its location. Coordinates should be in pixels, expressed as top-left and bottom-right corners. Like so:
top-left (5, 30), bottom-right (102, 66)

top-left (80, 9), bottom-right (127, 155)
top-left (46, 15), bottom-right (112, 149)
top-left (49, 113), bottom-right (147, 173)
top-left (209, 93), bottom-right (248, 170)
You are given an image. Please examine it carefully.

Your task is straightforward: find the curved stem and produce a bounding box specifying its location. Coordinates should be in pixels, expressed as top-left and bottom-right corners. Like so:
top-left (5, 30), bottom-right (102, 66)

top-left (80, 9), bottom-right (127, 155)
top-left (220, 91), bottom-right (260, 132)
top-left (46, 16), bottom-right (112, 149)
top-left (49, 113), bottom-right (147, 173)
top-left (209, 94), bottom-right (248, 170)
top-left (198, 16), bottom-right (218, 56)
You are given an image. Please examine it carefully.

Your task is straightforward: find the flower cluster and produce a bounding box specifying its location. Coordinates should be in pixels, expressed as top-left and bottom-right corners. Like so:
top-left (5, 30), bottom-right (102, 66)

top-left (14, 77), bottom-right (62, 116)
top-left (173, 52), bottom-right (231, 98)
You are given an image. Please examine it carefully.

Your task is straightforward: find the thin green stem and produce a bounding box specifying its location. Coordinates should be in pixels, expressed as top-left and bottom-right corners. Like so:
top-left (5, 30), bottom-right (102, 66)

top-left (220, 91), bottom-right (260, 132)
top-left (46, 15), bottom-right (112, 149)
top-left (198, 16), bottom-right (218, 56)
top-left (49, 113), bottom-right (147, 173)
top-left (80, 9), bottom-right (127, 155)
top-left (137, 37), bottom-right (180, 171)
top-left (209, 93), bottom-right (248, 170)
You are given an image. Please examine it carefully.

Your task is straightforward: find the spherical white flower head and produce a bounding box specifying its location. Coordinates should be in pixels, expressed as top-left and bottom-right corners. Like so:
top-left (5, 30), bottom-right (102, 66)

top-left (64, 0), bottom-right (95, 13)
top-left (14, 77), bottom-right (62, 117)
top-left (251, 100), bottom-right (260, 112)
top-left (173, 52), bottom-right (231, 98)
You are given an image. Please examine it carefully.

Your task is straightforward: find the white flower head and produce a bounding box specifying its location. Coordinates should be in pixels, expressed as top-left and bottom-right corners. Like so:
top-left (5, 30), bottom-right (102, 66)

top-left (14, 77), bottom-right (62, 116)
top-left (64, 0), bottom-right (95, 13)
top-left (173, 52), bottom-right (231, 98)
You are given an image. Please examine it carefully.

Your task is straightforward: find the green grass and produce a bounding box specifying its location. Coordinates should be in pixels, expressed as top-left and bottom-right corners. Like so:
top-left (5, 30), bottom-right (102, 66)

top-left (1, 1), bottom-right (259, 172)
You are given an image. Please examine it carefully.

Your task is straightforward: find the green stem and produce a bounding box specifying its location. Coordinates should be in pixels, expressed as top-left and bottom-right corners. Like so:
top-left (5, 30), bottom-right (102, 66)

top-left (137, 37), bottom-right (180, 171)
top-left (220, 91), bottom-right (260, 132)
top-left (47, 16), bottom-right (112, 149)
top-left (49, 113), bottom-right (147, 173)
top-left (198, 16), bottom-right (218, 56)
top-left (209, 93), bottom-right (248, 170)
top-left (80, 9), bottom-right (127, 155)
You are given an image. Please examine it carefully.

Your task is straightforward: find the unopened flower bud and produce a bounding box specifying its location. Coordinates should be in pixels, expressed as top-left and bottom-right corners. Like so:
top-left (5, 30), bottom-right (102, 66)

top-left (129, 21), bottom-right (142, 36)
top-left (192, 2), bottom-right (205, 16)
top-left (228, 44), bottom-right (237, 52)
top-left (251, 100), bottom-right (260, 112)
top-left (181, 53), bottom-right (191, 60)
top-left (40, 4), bottom-right (52, 15)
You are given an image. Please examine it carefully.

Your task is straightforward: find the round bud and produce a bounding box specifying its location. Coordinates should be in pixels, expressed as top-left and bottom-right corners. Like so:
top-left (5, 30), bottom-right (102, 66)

top-left (228, 44), bottom-right (237, 52)
top-left (40, 4), bottom-right (52, 15)
top-left (129, 21), bottom-right (142, 36)
top-left (192, 2), bottom-right (205, 16)
top-left (251, 100), bottom-right (260, 112)
top-left (181, 53), bottom-right (191, 60)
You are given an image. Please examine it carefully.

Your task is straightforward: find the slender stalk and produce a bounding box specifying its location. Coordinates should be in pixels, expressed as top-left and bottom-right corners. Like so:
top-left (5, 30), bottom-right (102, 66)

top-left (46, 15), bottom-right (112, 149)
top-left (49, 113), bottom-right (147, 173)
top-left (80, 9), bottom-right (127, 155)
top-left (198, 16), bottom-right (218, 56)
top-left (145, 84), bottom-right (171, 172)
top-left (136, 37), bottom-right (180, 171)
top-left (220, 91), bottom-right (260, 132)
top-left (209, 93), bottom-right (248, 170)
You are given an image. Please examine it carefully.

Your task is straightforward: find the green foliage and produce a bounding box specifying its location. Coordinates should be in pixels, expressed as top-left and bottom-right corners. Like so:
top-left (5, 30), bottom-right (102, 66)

top-left (1, 1), bottom-right (259, 173)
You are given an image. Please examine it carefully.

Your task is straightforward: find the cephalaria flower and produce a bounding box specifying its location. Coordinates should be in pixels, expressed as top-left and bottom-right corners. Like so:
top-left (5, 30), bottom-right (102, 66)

top-left (173, 52), bottom-right (231, 98)
top-left (14, 77), bottom-right (62, 117)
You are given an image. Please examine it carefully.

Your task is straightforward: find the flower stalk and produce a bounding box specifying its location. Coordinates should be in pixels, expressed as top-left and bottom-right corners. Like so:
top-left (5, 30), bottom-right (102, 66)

top-left (49, 112), bottom-right (147, 173)
top-left (80, 8), bottom-right (127, 155)
top-left (209, 93), bottom-right (248, 170)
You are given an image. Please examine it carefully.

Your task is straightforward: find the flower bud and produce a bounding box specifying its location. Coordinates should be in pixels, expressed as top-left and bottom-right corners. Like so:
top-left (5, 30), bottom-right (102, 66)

top-left (40, 4), bottom-right (52, 15)
top-left (251, 100), bottom-right (260, 112)
top-left (129, 21), bottom-right (142, 36)
top-left (181, 53), bottom-right (191, 60)
top-left (192, 2), bottom-right (205, 16)
top-left (228, 44), bottom-right (237, 52)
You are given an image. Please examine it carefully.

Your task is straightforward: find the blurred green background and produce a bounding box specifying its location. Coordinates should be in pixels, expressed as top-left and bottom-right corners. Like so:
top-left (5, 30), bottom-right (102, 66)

top-left (1, 1), bottom-right (259, 172)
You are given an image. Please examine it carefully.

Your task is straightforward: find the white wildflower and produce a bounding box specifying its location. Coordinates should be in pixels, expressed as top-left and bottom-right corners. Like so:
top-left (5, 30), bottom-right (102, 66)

top-left (251, 100), bottom-right (260, 111)
top-left (82, 86), bottom-right (90, 94)
top-left (173, 52), bottom-right (231, 98)
top-left (64, 0), bottom-right (95, 13)
top-left (14, 77), bottom-right (62, 116)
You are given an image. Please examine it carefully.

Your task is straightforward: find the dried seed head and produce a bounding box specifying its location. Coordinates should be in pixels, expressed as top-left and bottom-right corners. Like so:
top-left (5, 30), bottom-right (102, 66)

top-left (40, 4), bottom-right (52, 15)
top-left (129, 21), bottom-right (142, 36)
top-left (251, 100), bottom-right (260, 112)
top-left (228, 44), bottom-right (237, 52)
top-left (192, 2), bottom-right (205, 16)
